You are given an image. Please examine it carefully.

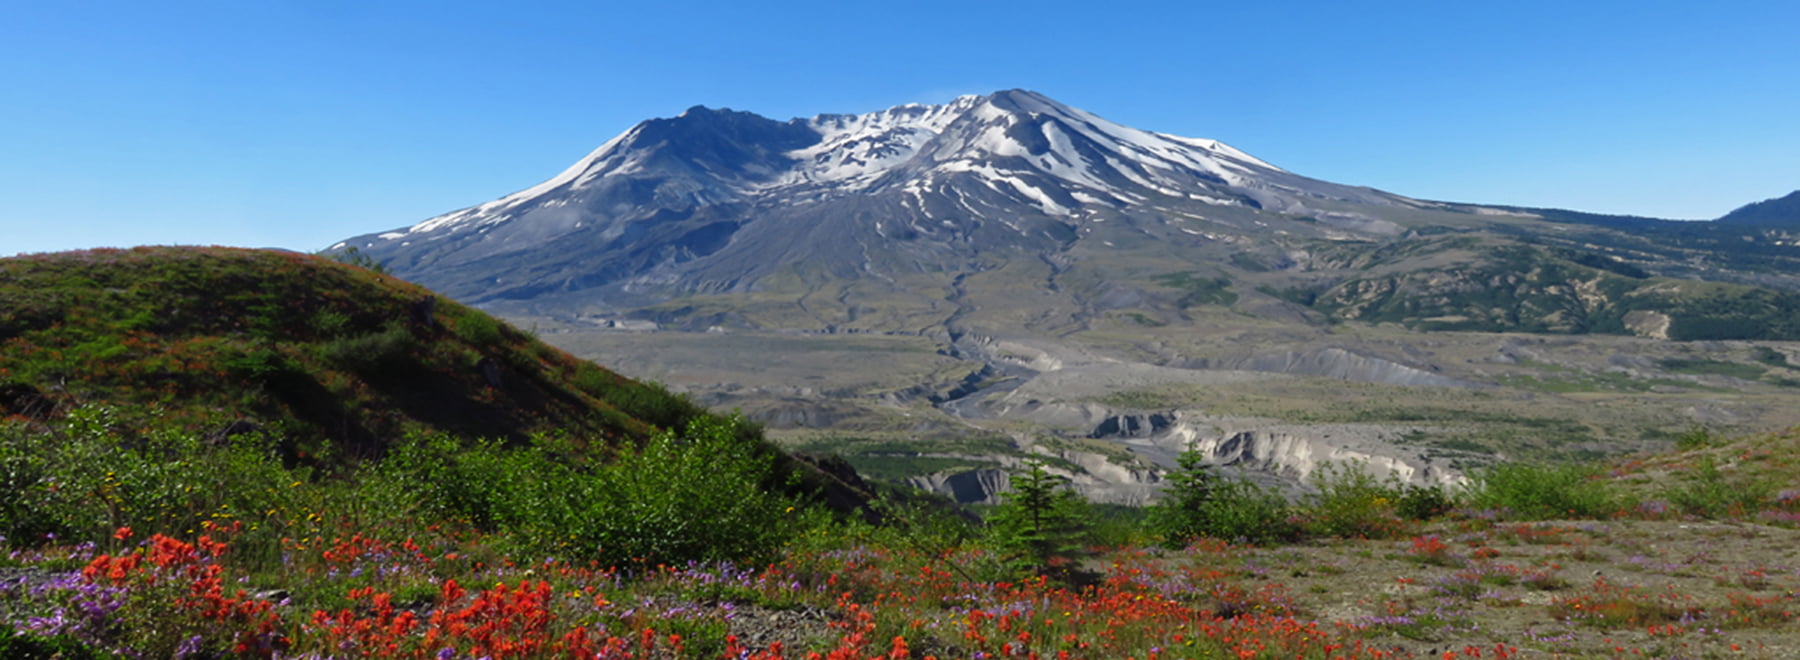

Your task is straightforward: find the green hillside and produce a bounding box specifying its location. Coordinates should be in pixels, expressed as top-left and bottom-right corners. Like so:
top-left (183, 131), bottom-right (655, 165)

top-left (1302, 243), bottom-right (1800, 339)
top-left (0, 246), bottom-right (710, 457)
top-left (0, 246), bottom-right (869, 567)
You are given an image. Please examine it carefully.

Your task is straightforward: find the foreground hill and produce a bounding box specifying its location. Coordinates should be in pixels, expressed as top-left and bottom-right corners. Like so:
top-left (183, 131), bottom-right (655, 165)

top-left (0, 246), bottom-right (711, 456)
top-left (0, 245), bottom-right (877, 511)
top-left (0, 245), bottom-right (881, 571)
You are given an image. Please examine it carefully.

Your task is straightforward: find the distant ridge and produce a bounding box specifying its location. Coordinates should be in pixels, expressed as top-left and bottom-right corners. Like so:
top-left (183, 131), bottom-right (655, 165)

top-left (1717, 190), bottom-right (1800, 227)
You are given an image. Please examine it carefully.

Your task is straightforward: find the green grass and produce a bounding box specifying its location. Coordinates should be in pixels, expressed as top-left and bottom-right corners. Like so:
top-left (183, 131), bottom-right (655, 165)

top-left (1752, 346), bottom-right (1792, 368)
top-left (1658, 358), bottom-right (1767, 380)
top-left (1495, 359), bottom-right (1719, 393)
top-left (1095, 388), bottom-right (1187, 410)
top-left (1293, 242), bottom-right (1800, 339)
top-left (1151, 271), bottom-right (1239, 307)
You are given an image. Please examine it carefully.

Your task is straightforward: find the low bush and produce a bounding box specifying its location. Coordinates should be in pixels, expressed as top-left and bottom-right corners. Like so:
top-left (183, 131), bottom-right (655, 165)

top-left (0, 628), bottom-right (101, 660)
top-left (320, 322), bottom-right (417, 372)
top-left (1302, 461), bottom-right (1407, 538)
top-left (1148, 449), bottom-right (1296, 545)
top-left (379, 415), bottom-right (804, 567)
top-left (1665, 455), bottom-right (1771, 518)
top-left (1464, 462), bottom-right (1621, 519)
top-left (0, 406), bottom-right (812, 571)
top-left (1397, 482), bottom-right (1456, 520)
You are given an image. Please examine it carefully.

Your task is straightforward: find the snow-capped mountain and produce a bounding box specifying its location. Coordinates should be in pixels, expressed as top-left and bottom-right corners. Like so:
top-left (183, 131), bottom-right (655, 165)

top-left (333, 89), bottom-right (1430, 307)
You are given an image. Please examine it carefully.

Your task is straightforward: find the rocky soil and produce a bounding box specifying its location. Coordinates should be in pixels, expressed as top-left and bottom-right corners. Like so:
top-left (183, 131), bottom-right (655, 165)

top-left (637, 517), bottom-right (1800, 658)
top-left (1206, 518), bottom-right (1800, 658)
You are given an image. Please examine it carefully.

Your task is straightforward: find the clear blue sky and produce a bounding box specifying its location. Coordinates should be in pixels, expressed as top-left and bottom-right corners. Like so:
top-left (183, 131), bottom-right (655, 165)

top-left (5, 0), bottom-right (1797, 256)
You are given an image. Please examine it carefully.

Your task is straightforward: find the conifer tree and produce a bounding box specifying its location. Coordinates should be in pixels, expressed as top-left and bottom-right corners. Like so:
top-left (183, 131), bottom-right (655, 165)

top-left (1147, 447), bottom-right (1219, 544)
top-left (988, 457), bottom-right (1089, 571)
top-left (1147, 447), bottom-right (1295, 545)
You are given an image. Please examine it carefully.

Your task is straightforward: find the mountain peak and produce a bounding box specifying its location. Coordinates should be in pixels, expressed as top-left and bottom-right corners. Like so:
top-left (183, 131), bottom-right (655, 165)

top-left (981, 88), bottom-right (1063, 112)
top-left (334, 91), bottom-right (1419, 305)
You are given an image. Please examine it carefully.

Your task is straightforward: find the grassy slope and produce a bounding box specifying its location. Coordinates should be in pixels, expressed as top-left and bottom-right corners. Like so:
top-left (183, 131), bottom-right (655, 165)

top-left (0, 246), bottom-right (716, 459)
top-left (0, 246), bottom-right (873, 564)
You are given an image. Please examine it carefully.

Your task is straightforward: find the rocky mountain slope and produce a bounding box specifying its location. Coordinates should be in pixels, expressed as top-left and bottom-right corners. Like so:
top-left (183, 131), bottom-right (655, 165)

top-left (337, 90), bottom-right (1421, 308)
top-left (338, 90), bottom-right (1800, 341)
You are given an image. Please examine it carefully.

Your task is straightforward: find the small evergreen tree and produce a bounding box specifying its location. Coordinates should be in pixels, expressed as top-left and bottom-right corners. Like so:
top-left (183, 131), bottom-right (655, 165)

top-left (987, 458), bottom-right (1089, 572)
top-left (1147, 447), bottom-right (1217, 544)
top-left (1147, 447), bottom-right (1296, 546)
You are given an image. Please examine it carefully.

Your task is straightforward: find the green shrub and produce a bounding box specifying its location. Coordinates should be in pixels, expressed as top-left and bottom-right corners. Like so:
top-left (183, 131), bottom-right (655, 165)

top-left (0, 406), bottom-right (329, 573)
top-left (560, 415), bottom-right (802, 567)
top-left (1396, 482), bottom-right (1456, 521)
top-left (569, 365), bottom-right (707, 431)
top-left (1086, 503), bottom-right (1152, 547)
top-left (0, 431), bottom-right (67, 544)
top-left (1303, 461), bottom-right (1406, 539)
top-left (0, 628), bottom-right (102, 660)
top-left (850, 487), bottom-right (982, 551)
top-left (383, 415), bottom-right (805, 567)
top-left (454, 312), bottom-right (507, 347)
top-left (1193, 478), bottom-right (1295, 544)
top-left (321, 322), bottom-right (417, 372)
top-left (1673, 426), bottom-right (1716, 451)
top-left (224, 345), bottom-right (301, 382)
top-left (309, 308), bottom-right (353, 338)
top-left (3, 401), bottom-right (807, 571)
top-left (1465, 462), bottom-right (1620, 519)
top-left (1664, 455), bottom-right (1770, 518)
top-left (324, 245), bottom-right (389, 275)
top-left (1148, 449), bottom-right (1295, 545)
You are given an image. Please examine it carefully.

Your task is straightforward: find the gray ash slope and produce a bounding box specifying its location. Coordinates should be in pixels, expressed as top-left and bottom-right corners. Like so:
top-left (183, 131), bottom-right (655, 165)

top-left (335, 89), bottom-right (1800, 341)
top-left (336, 90), bottom-right (1428, 306)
